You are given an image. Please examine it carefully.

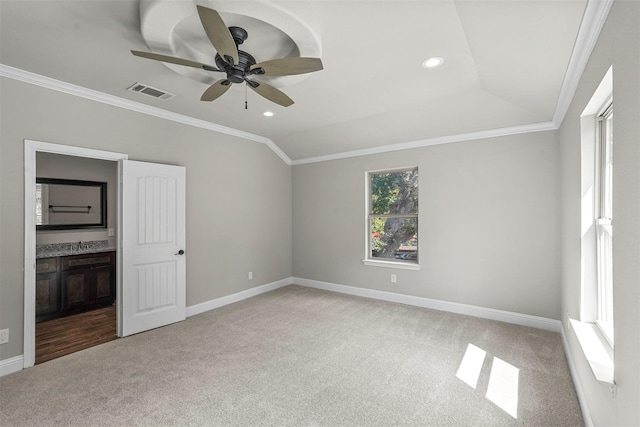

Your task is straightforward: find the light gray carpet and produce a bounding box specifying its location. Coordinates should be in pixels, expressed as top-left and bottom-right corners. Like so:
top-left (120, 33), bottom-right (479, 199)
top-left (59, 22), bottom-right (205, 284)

top-left (0, 285), bottom-right (583, 426)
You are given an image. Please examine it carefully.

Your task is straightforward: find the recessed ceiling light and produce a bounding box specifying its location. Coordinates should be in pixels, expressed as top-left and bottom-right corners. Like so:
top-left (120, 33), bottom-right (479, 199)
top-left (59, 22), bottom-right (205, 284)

top-left (263, 111), bottom-right (275, 117)
top-left (421, 56), bottom-right (444, 69)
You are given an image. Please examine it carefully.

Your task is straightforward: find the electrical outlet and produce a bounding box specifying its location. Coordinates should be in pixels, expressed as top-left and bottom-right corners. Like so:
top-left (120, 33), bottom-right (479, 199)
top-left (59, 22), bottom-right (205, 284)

top-left (248, 271), bottom-right (253, 280)
top-left (0, 328), bottom-right (8, 344)
top-left (391, 274), bottom-right (397, 283)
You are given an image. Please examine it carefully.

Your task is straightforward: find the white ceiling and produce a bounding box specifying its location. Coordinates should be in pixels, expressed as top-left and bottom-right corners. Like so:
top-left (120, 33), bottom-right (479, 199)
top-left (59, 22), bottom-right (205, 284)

top-left (0, 0), bottom-right (590, 162)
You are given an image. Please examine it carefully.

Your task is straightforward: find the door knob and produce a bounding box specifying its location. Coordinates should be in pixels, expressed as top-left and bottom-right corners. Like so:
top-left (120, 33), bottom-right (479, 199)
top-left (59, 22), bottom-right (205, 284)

top-left (175, 249), bottom-right (185, 255)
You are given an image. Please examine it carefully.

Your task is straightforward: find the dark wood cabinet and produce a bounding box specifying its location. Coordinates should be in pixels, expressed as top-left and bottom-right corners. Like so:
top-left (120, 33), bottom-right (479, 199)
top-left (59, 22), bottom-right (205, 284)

top-left (36, 251), bottom-right (116, 323)
top-left (94, 265), bottom-right (115, 304)
top-left (36, 257), bottom-right (60, 322)
top-left (60, 269), bottom-right (91, 311)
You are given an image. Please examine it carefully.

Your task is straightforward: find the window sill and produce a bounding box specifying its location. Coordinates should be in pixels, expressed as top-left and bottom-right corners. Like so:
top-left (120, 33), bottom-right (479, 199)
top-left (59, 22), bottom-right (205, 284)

top-left (569, 318), bottom-right (614, 384)
top-left (362, 259), bottom-right (420, 270)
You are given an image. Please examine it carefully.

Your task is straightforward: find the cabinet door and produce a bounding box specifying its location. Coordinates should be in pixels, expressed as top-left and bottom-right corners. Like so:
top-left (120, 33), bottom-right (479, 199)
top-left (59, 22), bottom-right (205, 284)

top-left (61, 270), bottom-right (91, 311)
top-left (36, 272), bottom-right (59, 319)
top-left (93, 265), bottom-right (115, 305)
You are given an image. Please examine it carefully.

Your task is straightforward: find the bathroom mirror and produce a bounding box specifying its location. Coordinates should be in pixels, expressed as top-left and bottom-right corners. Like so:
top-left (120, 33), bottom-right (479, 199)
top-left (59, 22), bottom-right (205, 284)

top-left (36, 178), bottom-right (107, 230)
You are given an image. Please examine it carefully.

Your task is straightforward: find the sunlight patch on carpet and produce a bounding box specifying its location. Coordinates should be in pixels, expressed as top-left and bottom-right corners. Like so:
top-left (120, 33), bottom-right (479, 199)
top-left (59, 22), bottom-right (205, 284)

top-left (456, 343), bottom-right (486, 389)
top-left (456, 344), bottom-right (520, 419)
top-left (486, 357), bottom-right (519, 419)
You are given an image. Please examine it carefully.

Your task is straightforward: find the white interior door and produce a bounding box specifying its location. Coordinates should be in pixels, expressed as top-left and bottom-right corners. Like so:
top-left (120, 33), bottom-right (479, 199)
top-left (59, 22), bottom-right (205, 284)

top-left (121, 160), bottom-right (186, 337)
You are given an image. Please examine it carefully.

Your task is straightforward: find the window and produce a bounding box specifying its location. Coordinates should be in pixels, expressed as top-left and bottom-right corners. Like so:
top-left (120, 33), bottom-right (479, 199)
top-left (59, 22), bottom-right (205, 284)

top-left (595, 101), bottom-right (613, 346)
top-left (365, 167), bottom-right (418, 268)
top-left (575, 67), bottom-right (614, 383)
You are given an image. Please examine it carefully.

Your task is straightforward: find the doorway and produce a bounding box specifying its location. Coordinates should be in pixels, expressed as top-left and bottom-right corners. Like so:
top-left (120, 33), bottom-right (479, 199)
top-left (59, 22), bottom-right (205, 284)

top-left (34, 152), bottom-right (119, 364)
top-left (23, 140), bottom-right (128, 368)
top-left (24, 140), bottom-right (187, 368)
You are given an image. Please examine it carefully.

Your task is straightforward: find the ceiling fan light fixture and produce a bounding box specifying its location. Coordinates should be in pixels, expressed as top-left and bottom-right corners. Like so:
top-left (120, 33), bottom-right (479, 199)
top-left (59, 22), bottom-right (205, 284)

top-left (421, 56), bottom-right (444, 69)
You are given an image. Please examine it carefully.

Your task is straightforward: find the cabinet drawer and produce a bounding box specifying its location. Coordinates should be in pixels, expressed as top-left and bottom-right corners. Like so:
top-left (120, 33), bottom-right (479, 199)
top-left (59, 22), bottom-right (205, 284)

top-left (36, 257), bottom-right (58, 274)
top-left (61, 252), bottom-right (115, 271)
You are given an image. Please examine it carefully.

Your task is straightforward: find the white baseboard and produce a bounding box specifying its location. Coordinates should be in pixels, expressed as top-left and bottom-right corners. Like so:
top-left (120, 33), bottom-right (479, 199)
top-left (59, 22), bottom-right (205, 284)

top-left (0, 355), bottom-right (24, 377)
top-left (293, 277), bottom-right (562, 332)
top-left (186, 277), bottom-right (293, 318)
top-left (560, 325), bottom-right (593, 427)
top-left (0, 279), bottom-right (294, 378)
top-left (0, 276), bottom-right (564, 378)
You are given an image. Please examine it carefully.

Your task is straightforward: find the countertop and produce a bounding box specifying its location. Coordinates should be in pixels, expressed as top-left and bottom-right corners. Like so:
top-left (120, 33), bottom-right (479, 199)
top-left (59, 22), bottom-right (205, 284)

top-left (36, 240), bottom-right (116, 259)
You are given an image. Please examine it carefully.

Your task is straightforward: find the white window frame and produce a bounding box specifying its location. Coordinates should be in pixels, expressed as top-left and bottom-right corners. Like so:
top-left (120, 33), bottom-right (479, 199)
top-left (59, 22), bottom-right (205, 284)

top-left (573, 67), bottom-right (614, 385)
top-left (594, 100), bottom-right (614, 347)
top-left (363, 166), bottom-right (420, 271)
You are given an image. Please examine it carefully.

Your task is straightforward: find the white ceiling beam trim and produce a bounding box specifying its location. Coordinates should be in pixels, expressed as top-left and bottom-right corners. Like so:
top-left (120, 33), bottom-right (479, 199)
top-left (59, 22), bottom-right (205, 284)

top-left (552, 0), bottom-right (614, 127)
top-left (0, 64), bottom-right (292, 165)
top-left (291, 121), bottom-right (557, 166)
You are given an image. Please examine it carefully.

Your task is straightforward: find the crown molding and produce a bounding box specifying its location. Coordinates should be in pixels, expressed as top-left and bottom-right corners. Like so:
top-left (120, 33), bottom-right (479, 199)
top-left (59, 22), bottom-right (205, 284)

top-left (291, 121), bottom-right (557, 165)
top-left (552, 0), bottom-right (614, 127)
top-left (0, 64), bottom-right (292, 165)
top-left (0, 0), bottom-right (612, 166)
top-left (293, 0), bottom-right (613, 165)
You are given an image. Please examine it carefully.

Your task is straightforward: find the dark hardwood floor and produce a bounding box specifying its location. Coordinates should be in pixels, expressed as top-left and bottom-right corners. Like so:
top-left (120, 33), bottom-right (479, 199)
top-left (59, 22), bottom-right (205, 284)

top-left (35, 305), bottom-right (118, 364)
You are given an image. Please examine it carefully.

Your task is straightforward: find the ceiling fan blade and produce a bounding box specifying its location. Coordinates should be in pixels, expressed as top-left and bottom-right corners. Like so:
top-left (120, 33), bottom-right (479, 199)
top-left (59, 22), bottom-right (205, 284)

top-left (250, 57), bottom-right (323, 76)
top-left (131, 50), bottom-right (220, 71)
top-left (247, 80), bottom-right (294, 107)
top-left (196, 6), bottom-right (238, 65)
top-left (201, 80), bottom-right (232, 102)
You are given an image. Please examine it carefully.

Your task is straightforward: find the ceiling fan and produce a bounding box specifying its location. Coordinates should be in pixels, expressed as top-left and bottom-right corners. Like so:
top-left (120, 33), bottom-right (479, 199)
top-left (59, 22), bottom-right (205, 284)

top-left (131, 5), bottom-right (323, 107)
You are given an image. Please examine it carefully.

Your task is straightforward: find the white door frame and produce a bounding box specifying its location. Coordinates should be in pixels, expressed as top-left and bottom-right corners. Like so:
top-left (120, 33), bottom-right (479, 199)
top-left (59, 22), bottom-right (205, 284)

top-left (23, 139), bottom-right (128, 368)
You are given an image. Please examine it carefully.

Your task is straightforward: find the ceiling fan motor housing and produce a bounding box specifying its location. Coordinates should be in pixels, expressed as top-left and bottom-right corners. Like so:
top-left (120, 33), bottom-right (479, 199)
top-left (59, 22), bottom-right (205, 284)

top-left (215, 46), bottom-right (256, 84)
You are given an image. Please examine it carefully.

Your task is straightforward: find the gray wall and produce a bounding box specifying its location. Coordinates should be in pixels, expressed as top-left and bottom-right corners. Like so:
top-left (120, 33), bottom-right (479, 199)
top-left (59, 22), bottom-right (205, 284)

top-left (559, 1), bottom-right (640, 425)
top-left (0, 77), bottom-right (293, 360)
top-left (293, 131), bottom-right (561, 319)
top-left (36, 152), bottom-right (118, 247)
top-left (2, 4), bottom-right (638, 424)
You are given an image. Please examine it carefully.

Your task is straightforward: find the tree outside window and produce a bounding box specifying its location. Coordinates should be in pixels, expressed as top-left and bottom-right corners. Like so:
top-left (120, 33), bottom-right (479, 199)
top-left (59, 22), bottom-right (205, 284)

top-left (368, 168), bottom-right (418, 263)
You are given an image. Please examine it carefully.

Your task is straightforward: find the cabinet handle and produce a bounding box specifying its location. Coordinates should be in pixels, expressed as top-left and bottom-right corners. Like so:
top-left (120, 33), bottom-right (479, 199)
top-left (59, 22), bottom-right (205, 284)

top-left (175, 249), bottom-right (185, 255)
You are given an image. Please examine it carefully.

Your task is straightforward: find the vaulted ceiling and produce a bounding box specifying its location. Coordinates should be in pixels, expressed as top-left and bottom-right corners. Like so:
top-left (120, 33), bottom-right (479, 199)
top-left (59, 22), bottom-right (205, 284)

top-left (1, 0), bottom-right (593, 163)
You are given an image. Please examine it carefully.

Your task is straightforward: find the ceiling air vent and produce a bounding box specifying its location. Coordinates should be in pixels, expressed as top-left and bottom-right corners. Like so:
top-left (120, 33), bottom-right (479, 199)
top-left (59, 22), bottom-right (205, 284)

top-left (127, 83), bottom-right (175, 101)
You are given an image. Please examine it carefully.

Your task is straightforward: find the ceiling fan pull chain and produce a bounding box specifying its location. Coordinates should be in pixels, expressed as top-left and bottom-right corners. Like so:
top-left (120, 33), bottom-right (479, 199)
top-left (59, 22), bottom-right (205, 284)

top-left (245, 83), bottom-right (248, 110)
